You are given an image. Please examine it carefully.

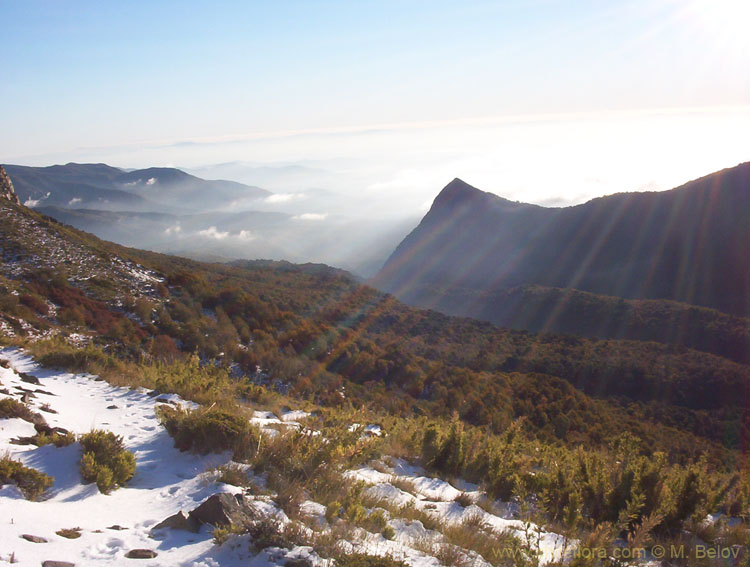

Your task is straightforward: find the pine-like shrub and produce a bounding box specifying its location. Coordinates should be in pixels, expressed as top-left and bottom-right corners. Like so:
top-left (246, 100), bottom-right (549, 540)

top-left (79, 429), bottom-right (136, 493)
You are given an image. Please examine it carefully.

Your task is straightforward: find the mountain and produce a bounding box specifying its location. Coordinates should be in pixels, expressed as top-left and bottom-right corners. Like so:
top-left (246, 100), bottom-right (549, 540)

top-left (373, 165), bottom-right (750, 322)
top-left (1, 188), bottom-right (747, 555)
top-left (3, 163), bottom-right (271, 212)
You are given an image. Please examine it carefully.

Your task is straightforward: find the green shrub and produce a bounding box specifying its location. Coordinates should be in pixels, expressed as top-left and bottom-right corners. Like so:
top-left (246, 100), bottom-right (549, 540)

top-left (156, 405), bottom-right (257, 460)
top-left (381, 524), bottom-right (396, 540)
top-left (214, 462), bottom-right (252, 487)
top-left (0, 454), bottom-right (54, 500)
top-left (0, 398), bottom-right (35, 421)
top-left (31, 430), bottom-right (76, 448)
top-left (79, 429), bottom-right (136, 493)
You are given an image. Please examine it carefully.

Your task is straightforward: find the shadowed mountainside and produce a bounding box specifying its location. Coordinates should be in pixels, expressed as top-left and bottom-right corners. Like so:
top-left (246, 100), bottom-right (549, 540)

top-left (373, 164), bottom-right (750, 321)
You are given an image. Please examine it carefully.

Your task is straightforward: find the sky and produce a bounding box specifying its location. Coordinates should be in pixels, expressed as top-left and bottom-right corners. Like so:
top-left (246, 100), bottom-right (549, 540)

top-left (3, 0), bottom-right (750, 210)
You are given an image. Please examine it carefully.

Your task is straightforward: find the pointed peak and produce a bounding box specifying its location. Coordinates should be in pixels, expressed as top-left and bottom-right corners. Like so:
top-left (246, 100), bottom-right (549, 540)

top-left (441, 178), bottom-right (482, 195)
top-left (431, 178), bottom-right (499, 211)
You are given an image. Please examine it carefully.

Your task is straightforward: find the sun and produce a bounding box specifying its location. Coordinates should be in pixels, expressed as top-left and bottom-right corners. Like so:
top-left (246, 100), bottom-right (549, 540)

top-left (682, 0), bottom-right (750, 46)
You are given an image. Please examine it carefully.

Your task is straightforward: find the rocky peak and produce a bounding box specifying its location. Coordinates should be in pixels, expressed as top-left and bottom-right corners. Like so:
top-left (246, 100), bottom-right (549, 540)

top-left (0, 166), bottom-right (20, 205)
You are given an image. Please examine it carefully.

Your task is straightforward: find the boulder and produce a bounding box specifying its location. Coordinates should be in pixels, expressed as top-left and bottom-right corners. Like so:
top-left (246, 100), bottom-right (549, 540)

top-left (42, 562), bottom-right (76, 567)
top-left (151, 511), bottom-right (199, 533)
top-left (188, 493), bottom-right (257, 529)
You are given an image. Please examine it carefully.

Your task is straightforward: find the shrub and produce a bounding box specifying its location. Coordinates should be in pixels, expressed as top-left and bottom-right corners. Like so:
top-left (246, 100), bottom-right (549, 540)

top-left (31, 431), bottom-right (76, 448)
top-left (79, 429), bottom-right (136, 493)
top-left (334, 554), bottom-right (408, 567)
top-left (19, 294), bottom-right (49, 316)
top-left (0, 454), bottom-right (54, 500)
top-left (381, 524), bottom-right (396, 540)
top-left (156, 405), bottom-right (257, 460)
top-left (0, 398), bottom-right (35, 421)
top-left (214, 463), bottom-right (252, 487)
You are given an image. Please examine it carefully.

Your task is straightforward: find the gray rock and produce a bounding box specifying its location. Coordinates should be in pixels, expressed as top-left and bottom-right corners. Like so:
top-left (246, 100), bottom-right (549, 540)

top-left (42, 561), bottom-right (76, 567)
top-left (188, 493), bottom-right (257, 528)
top-left (21, 534), bottom-right (48, 543)
top-left (151, 510), bottom-right (199, 533)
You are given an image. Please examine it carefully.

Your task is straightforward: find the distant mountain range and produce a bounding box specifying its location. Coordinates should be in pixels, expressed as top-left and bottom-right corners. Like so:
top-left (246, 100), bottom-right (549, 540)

top-left (371, 163), bottom-right (750, 357)
top-left (4, 163), bottom-right (269, 212)
top-left (2, 163), bottom-right (413, 277)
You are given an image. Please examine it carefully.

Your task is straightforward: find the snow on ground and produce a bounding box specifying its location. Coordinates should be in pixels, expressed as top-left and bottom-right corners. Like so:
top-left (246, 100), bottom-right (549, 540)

top-left (347, 461), bottom-right (574, 565)
top-left (0, 348), bottom-right (313, 567)
top-left (0, 348), bottom-right (572, 567)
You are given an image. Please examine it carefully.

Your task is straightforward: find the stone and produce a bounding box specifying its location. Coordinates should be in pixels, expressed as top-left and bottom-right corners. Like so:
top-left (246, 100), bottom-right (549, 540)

top-left (19, 372), bottom-right (40, 385)
top-left (188, 493), bottom-right (257, 528)
top-left (42, 562), bottom-right (76, 567)
top-left (21, 534), bottom-right (48, 543)
top-left (151, 510), bottom-right (199, 533)
top-left (125, 549), bottom-right (158, 559)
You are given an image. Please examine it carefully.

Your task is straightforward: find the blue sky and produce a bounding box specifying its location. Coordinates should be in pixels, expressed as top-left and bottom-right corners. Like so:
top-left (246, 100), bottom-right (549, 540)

top-left (3, 0), bottom-right (750, 207)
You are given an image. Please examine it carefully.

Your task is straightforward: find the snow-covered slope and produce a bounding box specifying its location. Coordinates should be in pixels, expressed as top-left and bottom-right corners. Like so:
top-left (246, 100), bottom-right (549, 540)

top-left (0, 348), bottom-right (572, 567)
top-left (0, 349), bottom-right (311, 567)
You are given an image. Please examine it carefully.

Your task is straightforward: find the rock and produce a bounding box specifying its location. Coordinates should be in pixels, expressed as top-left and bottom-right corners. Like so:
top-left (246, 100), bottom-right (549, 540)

top-left (42, 561), bottom-right (76, 567)
top-left (19, 372), bottom-right (40, 385)
top-left (0, 166), bottom-right (20, 205)
top-left (155, 397), bottom-right (176, 405)
top-left (21, 533), bottom-right (48, 543)
top-left (147, 390), bottom-right (160, 398)
top-left (107, 524), bottom-right (127, 531)
top-left (125, 549), bottom-right (158, 559)
top-left (151, 511), bottom-right (199, 533)
top-left (107, 405), bottom-right (118, 409)
top-left (284, 559), bottom-right (313, 567)
top-left (0, 358), bottom-right (10, 368)
top-left (188, 493), bottom-right (257, 529)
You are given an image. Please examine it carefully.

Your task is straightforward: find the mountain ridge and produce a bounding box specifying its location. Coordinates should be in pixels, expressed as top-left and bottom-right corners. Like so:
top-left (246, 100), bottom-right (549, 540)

top-left (373, 162), bottom-right (750, 318)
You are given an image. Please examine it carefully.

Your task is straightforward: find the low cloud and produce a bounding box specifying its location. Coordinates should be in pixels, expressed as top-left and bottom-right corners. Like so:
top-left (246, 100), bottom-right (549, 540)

top-left (197, 226), bottom-right (229, 239)
top-left (146, 177), bottom-right (157, 185)
top-left (265, 193), bottom-right (304, 204)
top-left (24, 191), bottom-right (51, 207)
top-left (164, 224), bottom-right (182, 235)
top-left (68, 197), bottom-right (82, 206)
top-left (292, 212), bottom-right (328, 221)
top-left (237, 230), bottom-right (254, 241)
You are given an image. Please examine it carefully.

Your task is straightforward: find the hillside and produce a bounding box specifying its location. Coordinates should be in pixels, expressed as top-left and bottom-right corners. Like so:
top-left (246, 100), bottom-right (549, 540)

top-left (373, 164), bottom-right (750, 320)
top-left (0, 179), bottom-right (748, 564)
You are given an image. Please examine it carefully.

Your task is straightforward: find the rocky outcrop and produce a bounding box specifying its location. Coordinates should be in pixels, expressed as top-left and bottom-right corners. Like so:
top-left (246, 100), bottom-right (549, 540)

top-left (0, 166), bottom-right (20, 205)
top-left (189, 492), bottom-right (257, 528)
top-left (152, 492), bottom-right (258, 534)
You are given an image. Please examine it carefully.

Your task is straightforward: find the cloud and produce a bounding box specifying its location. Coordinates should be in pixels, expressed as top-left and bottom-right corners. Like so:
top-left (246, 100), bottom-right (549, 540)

top-left (237, 230), bottom-right (254, 241)
top-left (68, 197), bottom-right (82, 205)
top-left (197, 226), bottom-right (229, 239)
top-left (292, 213), bottom-right (328, 221)
top-left (265, 193), bottom-right (304, 204)
top-left (146, 177), bottom-right (157, 185)
top-left (24, 191), bottom-right (51, 207)
top-left (164, 224), bottom-right (182, 235)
